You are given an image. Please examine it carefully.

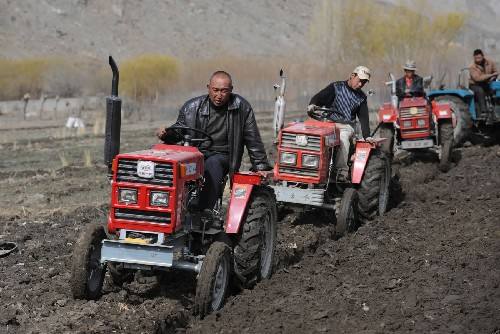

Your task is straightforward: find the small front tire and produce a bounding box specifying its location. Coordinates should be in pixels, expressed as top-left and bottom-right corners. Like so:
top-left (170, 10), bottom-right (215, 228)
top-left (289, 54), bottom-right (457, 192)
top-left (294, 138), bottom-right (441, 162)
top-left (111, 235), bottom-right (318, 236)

top-left (336, 188), bottom-right (359, 237)
top-left (194, 242), bottom-right (232, 318)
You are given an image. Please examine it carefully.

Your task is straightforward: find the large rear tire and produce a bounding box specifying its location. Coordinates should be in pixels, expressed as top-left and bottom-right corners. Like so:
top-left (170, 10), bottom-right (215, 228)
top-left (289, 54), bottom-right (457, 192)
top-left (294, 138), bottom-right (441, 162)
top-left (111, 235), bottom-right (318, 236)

top-left (357, 151), bottom-right (391, 222)
top-left (439, 122), bottom-right (454, 172)
top-left (233, 187), bottom-right (277, 288)
top-left (70, 223), bottom-right (107, 300)
top-left (434, 95), bottom-right (472, 146)
top-left (336, 188), bottom-right (359, 237)
top-left (378, 124), bottom-right (395, 159)
top-left (194, 242), bottom-right (231, 318)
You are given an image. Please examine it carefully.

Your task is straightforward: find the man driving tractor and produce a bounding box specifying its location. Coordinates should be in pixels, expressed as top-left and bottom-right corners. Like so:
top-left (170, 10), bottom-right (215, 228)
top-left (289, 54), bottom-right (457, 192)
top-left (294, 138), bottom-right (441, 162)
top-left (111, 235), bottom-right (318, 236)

top-left (306, 66), bottom-right (373, 181)
top-left (469, 49), bottom-right (498, 119)
top-left (157, 71), bottom-right (272, 219)
top-left (396, 60), bottom-right (424, 99)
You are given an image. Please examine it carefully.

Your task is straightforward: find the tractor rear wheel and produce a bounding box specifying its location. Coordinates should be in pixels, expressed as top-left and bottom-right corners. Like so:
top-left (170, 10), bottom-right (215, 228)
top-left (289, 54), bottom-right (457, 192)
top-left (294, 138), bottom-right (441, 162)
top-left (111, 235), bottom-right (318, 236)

top-left (439, 122), bottom-right (454, 172)
top-left (70, 223), bottom-right (107, 300)
top-left (378, 124), bottom-right (395, 159)
top-left (435, 95), bottom-right (472, 146)
top-left (233, 187), bottom-right (277, 288)
top-left (357, 151), bottom-right (391, 222)
top-left (336, 188), bottom-right (359, 237)
top-left (194, 242), bottom-right (231, 318)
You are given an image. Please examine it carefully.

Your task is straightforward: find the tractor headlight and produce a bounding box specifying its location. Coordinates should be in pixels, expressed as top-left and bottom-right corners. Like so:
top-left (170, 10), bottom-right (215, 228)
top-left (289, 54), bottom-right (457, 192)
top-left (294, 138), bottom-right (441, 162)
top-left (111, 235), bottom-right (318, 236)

top-left (280, 152), bottom-right (297, 165)
top-left (402, 120), bottom-right (412, 128)
top-left (119, 188), bottom-right (137, 204)
top-left (150, 191), bottom-right (169, 207)
top-left (302, 154), bottom-right (319, 169)
top-left (417, 119), bottom-right (426, 127)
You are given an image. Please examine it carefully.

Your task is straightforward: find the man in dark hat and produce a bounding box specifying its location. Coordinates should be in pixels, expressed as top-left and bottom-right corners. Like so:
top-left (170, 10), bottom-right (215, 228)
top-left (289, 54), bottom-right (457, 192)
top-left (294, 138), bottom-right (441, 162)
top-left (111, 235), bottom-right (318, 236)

top-left (396, 60), bottom-right (424, 99)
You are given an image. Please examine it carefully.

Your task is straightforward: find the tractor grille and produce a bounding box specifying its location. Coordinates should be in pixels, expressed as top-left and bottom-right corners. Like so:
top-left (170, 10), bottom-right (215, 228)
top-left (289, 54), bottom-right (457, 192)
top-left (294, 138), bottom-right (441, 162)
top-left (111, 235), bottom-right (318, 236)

top-left (281, 133), bottom-right (321, 151)
top-left (114, 208), bottom-right (171, 224)
top-left (400, 107), bottom-right (427, 119)
top-left (116, 159), bottom-right (174, 186)
top-left (278, 166), bottom-right (319, 178)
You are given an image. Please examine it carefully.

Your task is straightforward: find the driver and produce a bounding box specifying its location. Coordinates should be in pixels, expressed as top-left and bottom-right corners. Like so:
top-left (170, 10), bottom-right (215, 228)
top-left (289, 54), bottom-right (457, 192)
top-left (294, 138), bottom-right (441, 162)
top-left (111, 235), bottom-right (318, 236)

top-left (307, 66), bottom-right (372, 180)
top-left (395, 60), bottom-right (424, 99)
top-left (157, 71), bottom-right (271, 214)
top-left (469, 49), bottom-right (498, 117)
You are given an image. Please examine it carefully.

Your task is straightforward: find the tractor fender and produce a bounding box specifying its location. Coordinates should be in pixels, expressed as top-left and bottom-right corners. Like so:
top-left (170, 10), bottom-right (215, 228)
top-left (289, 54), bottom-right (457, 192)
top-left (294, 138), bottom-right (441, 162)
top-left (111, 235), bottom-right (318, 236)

top-left (351, 142), bottom-right (377, 184)
top-left (225, 172), bottom-right (270, 234)
top-left (377, 103), bottom-right (398, 123)
top-left (432, 101), bottom-right (456, 126)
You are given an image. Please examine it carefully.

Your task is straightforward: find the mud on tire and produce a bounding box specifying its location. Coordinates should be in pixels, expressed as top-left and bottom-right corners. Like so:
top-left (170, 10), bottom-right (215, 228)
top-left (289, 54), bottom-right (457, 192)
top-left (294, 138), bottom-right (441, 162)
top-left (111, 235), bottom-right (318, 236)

top-left (194, 242), bottom-right (231, 318)
top-left (233, 187), bottom-right (277, 289)
top-left (357, 151), bottom-right (390, 222)
top-left (70, 223), bottom-right (107, 300)
top-left (336, 188), bottom-right (359, 237)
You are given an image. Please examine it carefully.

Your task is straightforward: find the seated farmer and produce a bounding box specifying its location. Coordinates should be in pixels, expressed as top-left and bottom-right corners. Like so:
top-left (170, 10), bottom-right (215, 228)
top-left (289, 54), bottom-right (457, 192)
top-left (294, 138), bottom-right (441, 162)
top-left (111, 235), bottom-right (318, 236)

top-left (157, 71), bottom-right (272, 213)
top-left (307, 66), bottom-right (373, 180)
top-left (469, 49), bottom-right (498, 116)
top-left (396, 60), bottom-right (424, 99)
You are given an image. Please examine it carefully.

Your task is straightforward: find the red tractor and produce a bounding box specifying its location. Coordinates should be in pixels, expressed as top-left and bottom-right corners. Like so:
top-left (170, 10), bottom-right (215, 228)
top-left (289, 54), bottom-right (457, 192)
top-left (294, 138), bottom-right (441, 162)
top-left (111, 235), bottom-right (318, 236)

top-left (270, 71), bottom-right (391, 235)
top-left (70, 57), bottom-right (277, 317)
top-left (377, 74), bottom-right (455, 172)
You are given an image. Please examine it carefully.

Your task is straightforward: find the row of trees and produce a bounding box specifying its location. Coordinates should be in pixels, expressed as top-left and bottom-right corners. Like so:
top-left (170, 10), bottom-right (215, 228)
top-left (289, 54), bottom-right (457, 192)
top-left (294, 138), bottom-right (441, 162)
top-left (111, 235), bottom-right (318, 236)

top-left (0, 1), bottom-right (466, 107)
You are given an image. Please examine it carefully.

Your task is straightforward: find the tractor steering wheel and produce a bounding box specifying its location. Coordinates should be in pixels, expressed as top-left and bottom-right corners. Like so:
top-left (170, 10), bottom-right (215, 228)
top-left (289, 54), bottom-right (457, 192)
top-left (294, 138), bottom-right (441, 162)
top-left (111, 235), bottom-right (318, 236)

top-left (165, 125), bottom-right (214, 149)
top-left (307, 107), bottom-right (334, 122)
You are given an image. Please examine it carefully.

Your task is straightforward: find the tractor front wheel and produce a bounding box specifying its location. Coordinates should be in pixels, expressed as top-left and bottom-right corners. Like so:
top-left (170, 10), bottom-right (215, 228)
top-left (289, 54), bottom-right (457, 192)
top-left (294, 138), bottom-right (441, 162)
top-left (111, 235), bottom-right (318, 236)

top-left (378, 124), bottom-right (395, 159)
top-left (70, 223), bottom-right (107, 300)
top-left (439, 122), bottom-right (454, 172)
top-left (194, 242), bottom-right (231, 318)
top-left (336, 188), bottom-right (359, 237)
top-left (233, 187), bottom-right (277, 288)
top-left (357, 151), bottom-right (391, 222)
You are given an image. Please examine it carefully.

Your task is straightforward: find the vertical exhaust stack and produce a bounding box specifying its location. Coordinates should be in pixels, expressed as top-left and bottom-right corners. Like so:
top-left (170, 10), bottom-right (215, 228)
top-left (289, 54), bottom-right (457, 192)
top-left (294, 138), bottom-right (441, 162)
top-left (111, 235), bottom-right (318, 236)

top-left (385, 73), bottom-right (397, 109)
top-left (104, 56), bottom-right (122, 177)
top-left (273, 69), bottom-right (286, 142)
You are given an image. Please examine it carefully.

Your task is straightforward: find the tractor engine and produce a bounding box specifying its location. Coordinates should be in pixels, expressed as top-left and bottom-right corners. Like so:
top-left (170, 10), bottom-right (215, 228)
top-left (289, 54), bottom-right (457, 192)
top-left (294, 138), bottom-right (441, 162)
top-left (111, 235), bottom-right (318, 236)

top-left (107, 144), bottom-right (204, 237)
top-left (398, 97), bottom-right (431, 140)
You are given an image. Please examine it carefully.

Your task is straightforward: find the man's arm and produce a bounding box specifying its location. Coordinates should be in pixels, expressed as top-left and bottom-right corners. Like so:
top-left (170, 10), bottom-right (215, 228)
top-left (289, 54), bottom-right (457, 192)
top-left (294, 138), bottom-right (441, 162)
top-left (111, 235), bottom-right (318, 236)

top-left (470, 65), bottom-right (494, 83)
top-left (395, 78), bottom-right (405, 98)
top-left (309, 83), bottom-right (336, 107)
top-left (412, 76), bottom-right (424, 96)
top-left (243, 106), bottom-right (272, 171)
top-left (358, 101), bottom-right (371, 139)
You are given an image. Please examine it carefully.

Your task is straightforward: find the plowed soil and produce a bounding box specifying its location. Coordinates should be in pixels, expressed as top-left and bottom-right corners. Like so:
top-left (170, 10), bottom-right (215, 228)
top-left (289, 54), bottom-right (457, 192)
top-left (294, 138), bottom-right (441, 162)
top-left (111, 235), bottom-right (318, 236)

top-left (1, 123), bottom-right (499, 334)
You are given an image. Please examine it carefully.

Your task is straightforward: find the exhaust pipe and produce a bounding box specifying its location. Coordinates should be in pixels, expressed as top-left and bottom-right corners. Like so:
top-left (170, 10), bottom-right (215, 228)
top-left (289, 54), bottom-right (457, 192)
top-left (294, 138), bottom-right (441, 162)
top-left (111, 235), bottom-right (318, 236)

top-left (104, 56), bottom-right (122, 177)
top-left (385, 73), bottom-right (397, 109)
top-left (273, 69), bottom-right (286, 142)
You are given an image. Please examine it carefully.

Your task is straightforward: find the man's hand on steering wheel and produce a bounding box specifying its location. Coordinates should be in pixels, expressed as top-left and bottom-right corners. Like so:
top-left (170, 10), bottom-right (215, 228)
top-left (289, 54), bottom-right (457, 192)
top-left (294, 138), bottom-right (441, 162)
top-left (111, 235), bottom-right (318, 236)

top-left (160, 125), bottom-right (214, 148)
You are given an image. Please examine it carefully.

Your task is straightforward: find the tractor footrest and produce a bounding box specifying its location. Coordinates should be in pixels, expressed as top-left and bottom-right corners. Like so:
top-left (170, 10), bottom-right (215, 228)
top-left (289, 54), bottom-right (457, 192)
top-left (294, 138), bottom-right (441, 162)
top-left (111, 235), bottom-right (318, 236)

top-left (100, 240), bottom-right (173, 268)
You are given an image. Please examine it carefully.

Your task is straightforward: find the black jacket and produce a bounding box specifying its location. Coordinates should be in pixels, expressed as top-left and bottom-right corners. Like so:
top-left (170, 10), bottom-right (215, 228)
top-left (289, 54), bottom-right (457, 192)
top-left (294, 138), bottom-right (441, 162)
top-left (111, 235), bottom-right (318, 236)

top-left (163, 94), bottom-right (271, 175)
top-left (396, 75), bottom-right (424, 98)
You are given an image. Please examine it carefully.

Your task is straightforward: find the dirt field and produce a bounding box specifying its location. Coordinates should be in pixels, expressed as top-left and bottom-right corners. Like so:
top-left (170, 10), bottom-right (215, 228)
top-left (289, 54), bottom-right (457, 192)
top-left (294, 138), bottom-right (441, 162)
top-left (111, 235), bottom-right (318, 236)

top-left (1, 114), bottom-right (499, 333)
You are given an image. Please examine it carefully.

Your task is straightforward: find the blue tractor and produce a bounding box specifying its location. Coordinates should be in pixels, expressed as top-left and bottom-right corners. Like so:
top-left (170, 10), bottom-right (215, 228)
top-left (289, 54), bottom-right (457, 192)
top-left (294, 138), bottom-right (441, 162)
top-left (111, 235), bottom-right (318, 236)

top-left (427, 68), bottom-right (500, 144)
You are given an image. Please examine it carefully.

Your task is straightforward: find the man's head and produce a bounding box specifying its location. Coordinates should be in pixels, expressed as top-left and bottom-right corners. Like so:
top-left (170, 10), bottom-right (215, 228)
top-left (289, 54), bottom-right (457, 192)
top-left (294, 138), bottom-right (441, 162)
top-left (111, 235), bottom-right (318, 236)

top-left (348, 66), bottom-right (371, 90)
top-left (207, 71), bottom-right (233, 107)
top-left (403, 60), bottom-right (417, 78)
top-left (473, 49), bottom-right (484, 65)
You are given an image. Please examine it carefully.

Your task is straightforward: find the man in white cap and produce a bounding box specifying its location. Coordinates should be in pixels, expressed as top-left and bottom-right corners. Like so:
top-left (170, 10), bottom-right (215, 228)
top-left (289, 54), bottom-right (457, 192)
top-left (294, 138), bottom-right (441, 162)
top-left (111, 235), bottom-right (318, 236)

top-left (307, 66), bottom-right (372, 180)
top-left (396, 60), bottom-right (424, 99)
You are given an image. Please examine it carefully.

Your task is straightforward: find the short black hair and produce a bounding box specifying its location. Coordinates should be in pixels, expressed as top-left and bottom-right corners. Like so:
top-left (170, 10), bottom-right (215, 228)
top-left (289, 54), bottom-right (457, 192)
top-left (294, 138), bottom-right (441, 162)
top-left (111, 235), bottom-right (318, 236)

top-left (473, 49), bottom-right (483, 56)
top-left (210, 70), bottom-right (232, 83)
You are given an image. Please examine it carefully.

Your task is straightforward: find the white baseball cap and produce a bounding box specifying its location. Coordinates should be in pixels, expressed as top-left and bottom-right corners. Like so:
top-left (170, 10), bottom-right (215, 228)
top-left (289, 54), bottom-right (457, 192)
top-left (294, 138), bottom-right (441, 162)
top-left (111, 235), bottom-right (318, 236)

top-left (353, 66), bottom-right (371, 81)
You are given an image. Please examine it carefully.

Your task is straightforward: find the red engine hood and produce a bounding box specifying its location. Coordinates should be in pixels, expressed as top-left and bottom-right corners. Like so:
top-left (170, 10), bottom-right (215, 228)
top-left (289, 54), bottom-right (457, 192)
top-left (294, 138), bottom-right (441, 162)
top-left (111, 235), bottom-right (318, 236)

top-left (117, 144), bottom-right (203, 163)
top-left (399, 97), bottom-right (427, 108)
top-left (283, 119), bottom-right (337, 136)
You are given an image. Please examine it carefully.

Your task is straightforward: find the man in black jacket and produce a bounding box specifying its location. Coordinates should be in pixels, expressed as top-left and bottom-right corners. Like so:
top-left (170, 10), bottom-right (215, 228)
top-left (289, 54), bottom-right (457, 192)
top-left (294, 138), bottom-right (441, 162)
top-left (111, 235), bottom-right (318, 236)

top-left (157, 71), bottom-right (271, 212)
top-left (307, 66), bottom-right (372, 180)
top-left (396, 60), bottom-right (424, 99)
